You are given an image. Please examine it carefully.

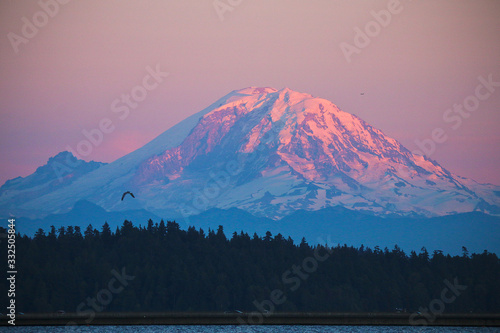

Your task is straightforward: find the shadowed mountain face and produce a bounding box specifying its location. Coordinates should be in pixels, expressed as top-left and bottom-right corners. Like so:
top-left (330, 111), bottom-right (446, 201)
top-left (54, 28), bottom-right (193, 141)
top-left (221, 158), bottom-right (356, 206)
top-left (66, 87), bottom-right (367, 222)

top-left (1, 87), bottom-right (499, 220)
top-left (0, 152), bottom-right (106, 219)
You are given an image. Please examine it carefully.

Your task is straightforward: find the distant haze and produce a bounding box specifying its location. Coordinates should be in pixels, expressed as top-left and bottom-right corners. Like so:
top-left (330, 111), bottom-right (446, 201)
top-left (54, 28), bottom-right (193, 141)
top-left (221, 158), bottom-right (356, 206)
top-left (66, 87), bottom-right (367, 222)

top-left (0, 0), bottom-right (499, 186)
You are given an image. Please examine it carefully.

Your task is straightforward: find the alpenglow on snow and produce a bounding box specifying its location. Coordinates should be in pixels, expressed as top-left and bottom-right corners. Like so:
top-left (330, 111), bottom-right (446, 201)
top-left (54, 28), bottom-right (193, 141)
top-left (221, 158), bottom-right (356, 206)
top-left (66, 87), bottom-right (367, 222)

top-left (1, 87), bottom-right (499, 220)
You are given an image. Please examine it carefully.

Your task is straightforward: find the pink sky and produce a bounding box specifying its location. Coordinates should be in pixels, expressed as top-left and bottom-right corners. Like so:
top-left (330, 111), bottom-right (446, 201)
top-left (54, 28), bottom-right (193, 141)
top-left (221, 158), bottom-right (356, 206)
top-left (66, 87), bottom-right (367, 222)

top-left (0, 0), bottom-right (499, 186)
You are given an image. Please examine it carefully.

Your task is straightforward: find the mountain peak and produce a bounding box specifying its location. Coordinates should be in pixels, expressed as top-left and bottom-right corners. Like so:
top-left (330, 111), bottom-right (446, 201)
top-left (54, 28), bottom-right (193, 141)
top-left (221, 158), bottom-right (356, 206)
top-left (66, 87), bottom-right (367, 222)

top-left (0, 152), bottom-right (107, 217)
top-left (38, 151), bottom-right (106, 177)
top-left (233, 87), bottom-right (278, 95)
top-left (45, 151), bottom-right (81, 169)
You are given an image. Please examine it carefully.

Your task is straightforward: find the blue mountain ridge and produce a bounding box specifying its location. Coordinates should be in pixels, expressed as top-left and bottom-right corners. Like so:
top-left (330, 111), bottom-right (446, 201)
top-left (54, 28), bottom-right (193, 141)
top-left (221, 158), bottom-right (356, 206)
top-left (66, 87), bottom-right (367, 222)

top-left (11, 200), bottom-right (500, 256)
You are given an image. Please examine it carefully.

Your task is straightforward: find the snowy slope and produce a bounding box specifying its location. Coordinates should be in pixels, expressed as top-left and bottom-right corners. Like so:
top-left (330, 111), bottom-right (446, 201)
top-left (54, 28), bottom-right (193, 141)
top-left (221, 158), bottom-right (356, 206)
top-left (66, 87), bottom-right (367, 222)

top-left (1, 87), bottom-right (499, 220)
top-left (0, 152), bottom-right (106, 218)
top-left (0, 90), bottom-right (244, 218)
top-left (126, 87), bottom-right (499, 218)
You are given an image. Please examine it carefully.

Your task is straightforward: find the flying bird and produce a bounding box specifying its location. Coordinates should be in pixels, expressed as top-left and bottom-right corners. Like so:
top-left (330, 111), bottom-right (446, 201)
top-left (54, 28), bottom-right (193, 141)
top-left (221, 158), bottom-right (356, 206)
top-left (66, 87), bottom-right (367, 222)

top-left (121, 191), bottom-right (135, 201)
top-left (360, 93), bottom-right (365, 95)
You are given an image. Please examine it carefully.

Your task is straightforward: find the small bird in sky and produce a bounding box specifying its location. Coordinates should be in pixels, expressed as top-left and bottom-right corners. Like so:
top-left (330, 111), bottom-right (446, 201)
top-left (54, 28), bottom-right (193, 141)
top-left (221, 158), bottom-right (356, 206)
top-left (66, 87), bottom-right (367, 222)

top-left (121, 191), bottom-right (135, 201)
top-left (360, 93), bottom-right (365, 95)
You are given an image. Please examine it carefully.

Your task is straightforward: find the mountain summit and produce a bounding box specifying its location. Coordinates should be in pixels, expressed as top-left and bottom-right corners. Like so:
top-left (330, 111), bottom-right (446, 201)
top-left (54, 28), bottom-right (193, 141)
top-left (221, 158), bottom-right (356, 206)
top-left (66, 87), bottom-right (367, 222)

top-left (1, 87), bottom-right (499, 220)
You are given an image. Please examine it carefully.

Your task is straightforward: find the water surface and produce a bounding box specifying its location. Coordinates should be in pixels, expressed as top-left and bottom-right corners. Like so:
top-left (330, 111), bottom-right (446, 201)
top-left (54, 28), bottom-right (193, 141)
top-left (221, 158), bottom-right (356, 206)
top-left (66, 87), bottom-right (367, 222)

top-left (5, 326), bottom-right (500, 332)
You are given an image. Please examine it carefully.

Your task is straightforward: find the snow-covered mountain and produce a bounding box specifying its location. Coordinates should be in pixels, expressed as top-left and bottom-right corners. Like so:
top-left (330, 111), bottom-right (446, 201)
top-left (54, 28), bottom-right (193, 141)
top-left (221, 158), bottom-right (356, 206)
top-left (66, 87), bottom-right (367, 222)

top-left (0, 152), bottom-right (106, 219)
top-left (1, 87), bottom-right (499, 220)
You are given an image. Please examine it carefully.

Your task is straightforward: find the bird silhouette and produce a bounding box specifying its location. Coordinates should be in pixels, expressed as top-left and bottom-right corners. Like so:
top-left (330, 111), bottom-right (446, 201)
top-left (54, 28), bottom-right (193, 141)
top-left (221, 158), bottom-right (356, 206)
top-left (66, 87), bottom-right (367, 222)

top-left (121, 191), bottom-right (135, 201)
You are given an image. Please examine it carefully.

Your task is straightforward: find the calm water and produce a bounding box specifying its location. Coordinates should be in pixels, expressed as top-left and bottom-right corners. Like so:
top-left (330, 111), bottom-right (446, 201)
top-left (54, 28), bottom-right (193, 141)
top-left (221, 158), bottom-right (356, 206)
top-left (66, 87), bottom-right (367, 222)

top-left (3, 327), bottom-right (499, 333)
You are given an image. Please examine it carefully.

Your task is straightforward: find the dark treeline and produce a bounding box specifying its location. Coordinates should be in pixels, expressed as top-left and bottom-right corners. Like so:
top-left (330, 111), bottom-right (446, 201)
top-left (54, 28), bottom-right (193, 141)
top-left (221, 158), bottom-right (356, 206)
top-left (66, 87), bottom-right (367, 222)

top-left (1, 220), bottom-right (499, 314)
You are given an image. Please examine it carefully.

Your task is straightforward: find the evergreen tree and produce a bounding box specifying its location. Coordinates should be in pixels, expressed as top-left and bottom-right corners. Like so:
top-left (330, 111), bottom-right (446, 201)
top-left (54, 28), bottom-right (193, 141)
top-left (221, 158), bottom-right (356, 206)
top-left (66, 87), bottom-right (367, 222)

top-left (8, 220), bottom-right (500, 314)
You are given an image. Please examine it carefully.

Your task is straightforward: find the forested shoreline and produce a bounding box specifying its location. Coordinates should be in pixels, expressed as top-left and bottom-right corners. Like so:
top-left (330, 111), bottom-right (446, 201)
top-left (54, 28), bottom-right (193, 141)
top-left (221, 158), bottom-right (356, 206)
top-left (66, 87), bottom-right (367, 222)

top-left (1, 220), bottom-right (499, 314)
